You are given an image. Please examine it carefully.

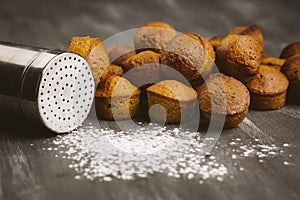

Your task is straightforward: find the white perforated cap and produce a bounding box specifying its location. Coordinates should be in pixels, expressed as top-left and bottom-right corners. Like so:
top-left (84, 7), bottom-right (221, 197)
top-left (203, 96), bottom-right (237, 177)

top-left (38, 52), bottom-right (95, 133)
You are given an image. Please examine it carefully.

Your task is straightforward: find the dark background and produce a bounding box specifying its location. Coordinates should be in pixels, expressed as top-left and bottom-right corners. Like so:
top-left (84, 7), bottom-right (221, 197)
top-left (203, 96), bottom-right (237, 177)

top-left (0, 0), bottom-right (300, 200)
top-left (1, 0), bottom-right (299, 55)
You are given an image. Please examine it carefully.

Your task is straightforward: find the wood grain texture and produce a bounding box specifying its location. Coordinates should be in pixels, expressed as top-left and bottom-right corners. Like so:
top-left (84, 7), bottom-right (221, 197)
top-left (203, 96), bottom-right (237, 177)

top-left (0, 0), bottom-right (300, 199)
top-left (0, 106), bottom-right (300, 200)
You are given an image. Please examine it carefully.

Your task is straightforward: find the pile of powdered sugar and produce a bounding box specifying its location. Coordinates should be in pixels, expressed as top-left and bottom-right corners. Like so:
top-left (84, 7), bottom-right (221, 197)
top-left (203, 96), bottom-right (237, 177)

top-left (51, 123), bottom-right (228, 182)
top-left (45, 118), bottom-right (292, 183)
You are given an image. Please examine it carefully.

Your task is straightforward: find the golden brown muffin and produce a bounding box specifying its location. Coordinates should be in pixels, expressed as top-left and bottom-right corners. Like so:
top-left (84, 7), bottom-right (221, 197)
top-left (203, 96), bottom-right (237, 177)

top-left (134, 21), bottom-right (177, 54)
top-left (247, 66), bottom-right (289, 110)
top-left (107, 45), bottom-right (136, 66)
top-left (229, 24), bottom-right (264, 46)
top-left (281, 55), bottom-right (300, 103)
top-left (95, 76), bottom-right (140, 120)
top-left (261, 57), bottom-right (286, 71)
top-left (146, 80), bottom-right (197, 124)
top-left (161, 32), bottom-right (215, 88)
top-left (100, 64), bottom-right (123, 82)
top-left (229, 26), bottom-right (246, 35)
top-left (197, 73), bottom-right (250, 129)
top-left (216, 34), bottom-right (264, 83)
top-left (280, 42), bottom-right (300, 59)
top-left (68, 36), bottom-right (110, 86)
top-left (122, 50), bottom-right (161, 88)
top-left (209, 36), bottom-right (223, 51)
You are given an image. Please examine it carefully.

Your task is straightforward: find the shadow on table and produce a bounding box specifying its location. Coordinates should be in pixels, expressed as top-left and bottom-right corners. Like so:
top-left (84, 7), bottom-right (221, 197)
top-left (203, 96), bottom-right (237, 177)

top-left (0, 114), bottom-right (56, 139)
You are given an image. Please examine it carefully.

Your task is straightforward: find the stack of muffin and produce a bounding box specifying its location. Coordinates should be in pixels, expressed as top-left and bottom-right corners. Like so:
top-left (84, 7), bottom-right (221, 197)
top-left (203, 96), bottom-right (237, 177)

top-left (67, 22), bottom-right (300, 129)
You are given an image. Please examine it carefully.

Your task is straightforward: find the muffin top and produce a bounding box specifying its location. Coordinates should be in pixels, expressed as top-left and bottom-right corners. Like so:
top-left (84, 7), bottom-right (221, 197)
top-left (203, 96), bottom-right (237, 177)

top-left (229, 26), bottom-right (247, 35)
top-left (107, 45), bottom-right (136, 66)
top-left (122, 50), bottom-right (160, 72)
top-left (100, 64), bottom-right (123, 82)
top-left (229, 24), bottom-right (264, 45)
top-left (247, 66), bottom-right (289, 95)
top-left (142, 21), bottom-right (175, 29)
top-left (161, 32), bottom-right (215, 83)
top-left (281, 55), bottom-right (300, 82)
top-left (218, 34), bottom-right (263, 76)
top-left (95, 76), bottom-right (140, 98)
top-left (68, 36), bottom-right (102, 58)
top-left (209, 36), bottom-right (223, 50)
top-left (280, 42), bottom-right (300, 59)
top-left (262, 57), bottom-right (285, 70)
top-left (147, 80), bottom-right (197, 102)
top-left (198, 73), bottom-right (250, 115)
top-left (185, 32), bottom-right (216, 63)
top-left (134, 21), bottom-right (177, 53)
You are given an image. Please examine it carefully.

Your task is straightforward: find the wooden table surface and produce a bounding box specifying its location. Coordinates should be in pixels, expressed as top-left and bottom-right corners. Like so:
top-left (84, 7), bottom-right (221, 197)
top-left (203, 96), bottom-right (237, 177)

top-left (0, 0), bottom-right (300, 199)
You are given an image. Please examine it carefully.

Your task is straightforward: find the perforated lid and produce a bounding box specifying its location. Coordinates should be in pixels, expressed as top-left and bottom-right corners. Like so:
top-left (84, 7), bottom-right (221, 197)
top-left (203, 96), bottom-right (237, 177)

top-left (37, 52), bottom-right (95, 133)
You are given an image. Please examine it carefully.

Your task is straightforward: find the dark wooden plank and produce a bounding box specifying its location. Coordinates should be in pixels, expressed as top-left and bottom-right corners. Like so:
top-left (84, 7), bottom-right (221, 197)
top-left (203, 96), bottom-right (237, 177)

top-left (1, 107), bottom-right (300, 200)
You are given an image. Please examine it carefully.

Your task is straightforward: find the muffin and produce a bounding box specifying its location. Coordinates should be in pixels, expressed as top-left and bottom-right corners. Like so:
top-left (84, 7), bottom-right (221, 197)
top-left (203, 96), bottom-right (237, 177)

top-left (261, 57), bottom-right (286, 71)
top-left (134, 21), bottom-right (177, 54)
top-left (68, 36), bottom-right (110, 86)
top-left (281, 55), bottom-right (300, 103)
top-left (247, 66), bottom-right (289, 110)
top-left (100, 64), bottom-right (123, 82)
top-left (280, 42), bottom-right (300, 59)
top-left (209, 36), bottom-right (223, 51)
top-left (229, 24), bottom-right (264, 46)
top-left (146, 80), bottom-right (197, 124)
top-left (229, 26), bottom-right (246, 35)
top-left (197, 73), bottom-right (250, 129)
top-left (216, 34), bottom-right (264, 83)
top-left (107, 45), bottom-right (136, 66)
top-left (122, 50), bottom-right (161, 88)
top-left (95, 76), bottom-right (140, 120)
top-left (161, 32), bottom-right (215, 88)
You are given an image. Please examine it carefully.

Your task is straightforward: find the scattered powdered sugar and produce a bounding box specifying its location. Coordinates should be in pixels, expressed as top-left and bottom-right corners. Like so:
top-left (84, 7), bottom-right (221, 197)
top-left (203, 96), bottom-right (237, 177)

top-left (283, 161), bottom-right (294, 166)
top-left (45, 119), bottom-right (293, 183)
top-left (283, 143), bottom-right (290, 147)
top-left (51, 124), bottom-right (228, 182)
top-left (228, 119), bottom-right (293, 164)
top-left (228, 137), bottom-right (279, 160)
